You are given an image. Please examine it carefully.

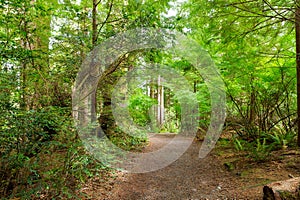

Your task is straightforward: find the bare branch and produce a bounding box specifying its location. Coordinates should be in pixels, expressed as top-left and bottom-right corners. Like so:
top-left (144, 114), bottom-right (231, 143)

top-left (98, 18), bottom-right (123, 25)
top-left (95, 0), bottom-right (102, 7)
top-left (240, 19), bottom-right (282, 37)
top-left (95, 0), bottom-right (114, 43)
top-left (224, 0), bottom-right (257, 7)
top-left (262, 0), bottom-right (292, 22)
top-left (232, 4), bottom-right (287, 20)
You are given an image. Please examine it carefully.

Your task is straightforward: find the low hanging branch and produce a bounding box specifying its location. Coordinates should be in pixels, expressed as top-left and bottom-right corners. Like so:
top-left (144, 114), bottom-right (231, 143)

top-left (267, 112), bottom-right (297, 131)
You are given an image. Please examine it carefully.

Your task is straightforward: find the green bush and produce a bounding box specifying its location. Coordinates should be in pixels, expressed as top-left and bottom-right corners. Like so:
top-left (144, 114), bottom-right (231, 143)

top-left (0, 106), bottom-right (107, 199)
top-left (128, 91), bottom-right (157, 127)
top-left (232, 131), bottom-right (297, 162)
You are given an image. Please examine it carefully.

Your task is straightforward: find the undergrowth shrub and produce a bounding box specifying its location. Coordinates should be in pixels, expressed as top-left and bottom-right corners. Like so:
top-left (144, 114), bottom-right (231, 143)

top-left (0, 106), bottom-right (108, 199)
top-left (233, 131), bottom-right (297, 161)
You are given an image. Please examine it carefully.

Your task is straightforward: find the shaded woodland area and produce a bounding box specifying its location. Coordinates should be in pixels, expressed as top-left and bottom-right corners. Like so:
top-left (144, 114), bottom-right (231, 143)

top-left (0, 0), bottom-right (300, 199)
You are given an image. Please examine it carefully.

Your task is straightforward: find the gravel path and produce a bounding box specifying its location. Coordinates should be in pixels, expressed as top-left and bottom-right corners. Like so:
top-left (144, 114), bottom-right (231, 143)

top-left (107, 134), bottom-right (263, 199)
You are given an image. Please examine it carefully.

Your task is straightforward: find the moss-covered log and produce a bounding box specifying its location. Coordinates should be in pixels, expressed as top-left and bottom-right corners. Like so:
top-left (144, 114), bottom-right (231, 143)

top-left (263, 177), bottom-right (300, 200)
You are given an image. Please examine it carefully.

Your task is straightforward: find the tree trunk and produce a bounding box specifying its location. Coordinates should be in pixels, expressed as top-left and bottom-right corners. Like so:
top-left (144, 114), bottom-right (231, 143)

top-left (19, 0), bottom-right (54, 109)
top-left (296, 1), bottom-right (300, 147)
top-left (149, 79), bottom-right (157, 131)
top-left (91, 0), bottom-right (98, 126)
top-left (263, 177), bottom-right (300, 200)
top-left (157, 75), bottom-right (164, 127)
top-left (92, 0), bottom-right (98, 46)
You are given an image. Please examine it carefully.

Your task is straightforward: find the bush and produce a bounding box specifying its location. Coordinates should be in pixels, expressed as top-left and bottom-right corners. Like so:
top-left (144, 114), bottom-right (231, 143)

top-left (232, 131), bottom-right (297, 162)
top-left (0, 106), bottom-right (107, 199)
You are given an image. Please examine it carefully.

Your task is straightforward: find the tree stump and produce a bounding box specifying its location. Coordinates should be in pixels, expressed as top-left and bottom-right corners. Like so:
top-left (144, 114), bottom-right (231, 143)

top-left (263, 177), bottom-right (300, 200)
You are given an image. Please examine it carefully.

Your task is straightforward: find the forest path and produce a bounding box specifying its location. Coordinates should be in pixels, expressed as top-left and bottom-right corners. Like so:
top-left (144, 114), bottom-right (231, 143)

top-left (104, 134), bottom-right (263, 199)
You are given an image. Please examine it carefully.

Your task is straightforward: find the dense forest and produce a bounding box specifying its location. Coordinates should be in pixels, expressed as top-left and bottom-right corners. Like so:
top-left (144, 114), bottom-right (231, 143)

top-left (0, 0), bottom-right (300, 199)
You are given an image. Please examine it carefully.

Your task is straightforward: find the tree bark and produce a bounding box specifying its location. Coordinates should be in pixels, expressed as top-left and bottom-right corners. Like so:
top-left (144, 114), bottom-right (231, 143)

top-left (92, 0), bottom-right (98, 46)
top-left (296, 1), bottom-right (300, 147)
top-left (157, 75), bottom-right (164, 127)
top-left (91, 0), bottom-right (98, 126)
top-left (263, 177), bottom-right (300, 200)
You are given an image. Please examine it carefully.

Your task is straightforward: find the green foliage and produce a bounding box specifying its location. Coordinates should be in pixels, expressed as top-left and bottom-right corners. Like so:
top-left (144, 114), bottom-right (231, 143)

top-left (196, 84), bottom-right (211, 128)
top-left (251, 138), bottom-right (270, 162)
top-left (224, 162), bottom-right (235, 171)
top-left (233, 137), bottom-right (270, 162)
top-left (108, 127), bottom-right (148, 151)
top-left (233, 137), bottom-right (244, 151)
top-left (160, 107), bottom-right (180, 133)
top-left (0, 106), bottom-right (107, 199)
top-left (233, 131), bottom-right (297, 161)
top-left (1, 0), bottom-right (173, 198)
top-left (263, 131), bottom-right (297, 150)
top-left (1, 0), bottom-right (300, 197)
top-left (128, 90), bottom-right (157, 126)
top-left (183, 0), bottom-right (297, 142)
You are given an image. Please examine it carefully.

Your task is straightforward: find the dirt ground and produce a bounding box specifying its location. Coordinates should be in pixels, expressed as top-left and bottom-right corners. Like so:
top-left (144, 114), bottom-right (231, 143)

top-left (81, 134), bottom-right (300, 200)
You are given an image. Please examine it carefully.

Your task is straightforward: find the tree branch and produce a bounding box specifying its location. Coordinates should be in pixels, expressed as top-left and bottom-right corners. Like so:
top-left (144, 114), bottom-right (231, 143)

top-left (262, 0), bottom-right (292, 22)
top-left (240, 19), bottom-right (282, 37)
top-left (95, 0), bottom-right (102, 7)
top-left (95, 0), bottom-right (113, 43)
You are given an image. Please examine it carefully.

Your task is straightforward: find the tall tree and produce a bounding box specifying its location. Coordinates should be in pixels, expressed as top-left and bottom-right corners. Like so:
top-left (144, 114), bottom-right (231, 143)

top-left (296, 0), bottom-right (300, 146)
top-left (183, 0), bottom-right (298, 142)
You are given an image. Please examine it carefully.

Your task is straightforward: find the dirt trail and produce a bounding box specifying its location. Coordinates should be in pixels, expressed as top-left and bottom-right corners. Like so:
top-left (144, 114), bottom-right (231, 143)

top-left (106, 134), bottom-right (264, 200)
top-left (81, 134), bottom-right (299, 199)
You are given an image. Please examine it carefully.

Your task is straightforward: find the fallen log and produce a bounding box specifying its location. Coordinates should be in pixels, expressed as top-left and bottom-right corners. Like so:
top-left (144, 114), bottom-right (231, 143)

top-left (263, 177), bottom-right (300, 200)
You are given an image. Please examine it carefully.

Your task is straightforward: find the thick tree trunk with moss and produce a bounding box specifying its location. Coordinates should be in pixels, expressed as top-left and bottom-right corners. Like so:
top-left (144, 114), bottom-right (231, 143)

top-left (98, 57), bottom-right (127, 137)
top-left (98, 73), bottom-right (118, 137)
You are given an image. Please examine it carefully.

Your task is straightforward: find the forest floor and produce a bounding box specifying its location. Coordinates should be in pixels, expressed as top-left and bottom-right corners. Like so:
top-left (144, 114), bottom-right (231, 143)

top-left (81, 134), bottom-right (300, 200)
